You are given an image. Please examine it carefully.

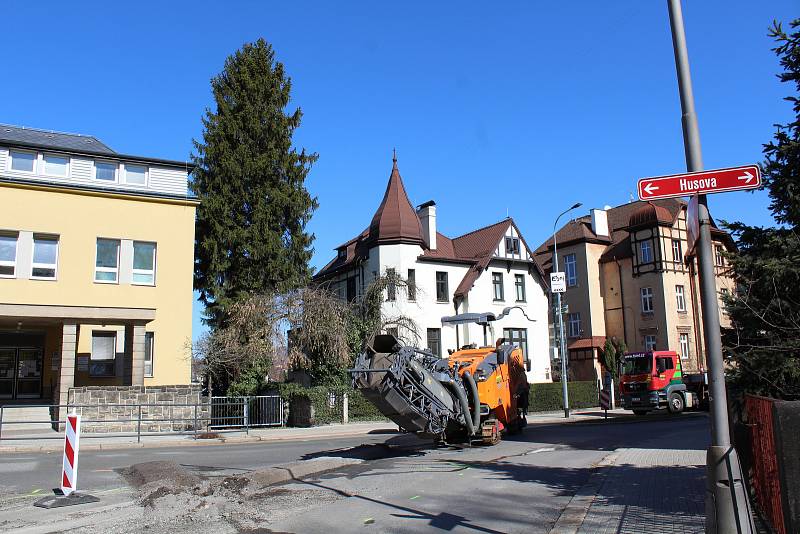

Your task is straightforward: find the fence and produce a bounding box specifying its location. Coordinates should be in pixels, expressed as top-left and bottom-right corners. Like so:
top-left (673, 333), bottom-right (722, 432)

top-left (745, 395), bottom-right (786, 534)
top-left (209, 396), bottom-right (284, 429)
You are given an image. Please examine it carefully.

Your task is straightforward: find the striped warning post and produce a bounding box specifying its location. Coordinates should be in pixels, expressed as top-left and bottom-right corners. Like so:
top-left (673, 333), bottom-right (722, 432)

top-left (599, 389), bottom-right (611, 410)
top-left (61, 413), bottom-right (81, 496)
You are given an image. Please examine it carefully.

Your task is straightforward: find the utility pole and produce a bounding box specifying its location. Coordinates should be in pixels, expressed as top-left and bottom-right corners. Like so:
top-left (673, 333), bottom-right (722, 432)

top-left (552, 202), bottom-right (581, 418)
top-left (665, 1), bottom-right (754, 532)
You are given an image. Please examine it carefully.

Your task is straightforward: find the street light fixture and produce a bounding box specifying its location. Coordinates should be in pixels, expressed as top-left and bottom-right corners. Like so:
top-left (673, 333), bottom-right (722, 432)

top-left (553, 202), bottom-right (582, 418)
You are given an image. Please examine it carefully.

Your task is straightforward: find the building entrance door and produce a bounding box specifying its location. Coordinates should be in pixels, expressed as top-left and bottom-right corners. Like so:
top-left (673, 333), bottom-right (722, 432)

top-left (0, 347), bottom-right (43, 399)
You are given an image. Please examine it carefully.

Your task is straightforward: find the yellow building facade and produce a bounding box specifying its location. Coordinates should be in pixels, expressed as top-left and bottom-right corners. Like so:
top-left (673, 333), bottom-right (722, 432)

top-left (0, 125), bottom-right (196, 409)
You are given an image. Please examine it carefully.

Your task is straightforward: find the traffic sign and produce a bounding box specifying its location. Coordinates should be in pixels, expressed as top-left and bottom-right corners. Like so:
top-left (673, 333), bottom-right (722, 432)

top-left (638, 165), bottom-right (761, 201)
top-left (550, 272), bottom-right (566, 293)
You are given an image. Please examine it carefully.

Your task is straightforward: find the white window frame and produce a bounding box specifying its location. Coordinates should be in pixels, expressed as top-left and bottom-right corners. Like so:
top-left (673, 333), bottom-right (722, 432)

top-left (41, 153), bottom-right (70, 178)
top-left (30, 234), bottom-right (59, 280)
top-left (715, 245), bottom-right (725, 266)
top-left (9, 149), bottom-right (37, 173)
top-left (132, 241), bottom-right (157, 286)
top-left (641, 240), bottom-right (653, 263)
top-left (641, 287), bottom-right (654, 313)
top-left (564, 253), bottom-right (577, 287)
top-left (675, 285), bottom-right (686, 312)
top-left (144, 332), bottom-right (155, 378)
top-left (672, 239), bottom-right (682, 264)
top-left (94, 160), bottom-right (119, 183)
top-left (644, 335), bottom-right (657, 352)
top-left (679, 333), bottom-right (690, 360)
top-left (94, 238), bottom-right (120, 284)
top-left (0, 232), bottom-right (18, 278)
top-left (514, 274), bottom-right (526, 302)
top-left (122, 163), bottom-right (148, 186)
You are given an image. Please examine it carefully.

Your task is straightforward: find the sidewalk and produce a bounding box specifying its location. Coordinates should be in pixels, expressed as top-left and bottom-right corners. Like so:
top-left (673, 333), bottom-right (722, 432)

top-left (0, 407), bottom-right (680, 453)
top-left (552, 447), bottom-right (706, 534)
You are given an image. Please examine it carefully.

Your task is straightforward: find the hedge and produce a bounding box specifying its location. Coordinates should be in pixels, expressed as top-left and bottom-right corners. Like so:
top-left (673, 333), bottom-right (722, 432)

top-left (528, 381), bottom-right (598, 412)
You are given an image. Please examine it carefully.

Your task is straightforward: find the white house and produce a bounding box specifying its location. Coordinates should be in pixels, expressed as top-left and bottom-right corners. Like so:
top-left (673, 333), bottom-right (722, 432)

top-left (314, 156), bottom-right (552, 383)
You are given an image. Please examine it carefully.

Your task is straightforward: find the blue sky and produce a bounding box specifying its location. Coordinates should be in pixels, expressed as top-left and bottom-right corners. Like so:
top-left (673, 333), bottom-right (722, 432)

top-left (1, 1), bottom-right (795, 342)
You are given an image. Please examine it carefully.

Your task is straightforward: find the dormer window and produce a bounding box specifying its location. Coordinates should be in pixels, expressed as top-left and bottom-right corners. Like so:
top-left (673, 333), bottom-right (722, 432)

top-left (95, 161), bottom-right (118, 182)
top-left (10, 150), bottom-right (35, 173)
top-left (43, 154), bottom-right (69, 177)
top-left (337, 249), bottom-right (346, 260)
top-left (124, 163), bottom-right (147, 186)
top-left (640, 240), bottom-right (653, 263)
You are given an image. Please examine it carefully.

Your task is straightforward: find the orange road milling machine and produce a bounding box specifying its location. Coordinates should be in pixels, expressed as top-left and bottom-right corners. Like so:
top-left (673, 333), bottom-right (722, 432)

top-left (350, 309), bottom-right (530, 445)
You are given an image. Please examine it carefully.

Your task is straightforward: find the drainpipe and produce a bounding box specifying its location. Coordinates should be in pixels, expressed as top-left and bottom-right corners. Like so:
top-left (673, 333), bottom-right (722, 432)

top-left (614, 257), bottom-right (628, 346)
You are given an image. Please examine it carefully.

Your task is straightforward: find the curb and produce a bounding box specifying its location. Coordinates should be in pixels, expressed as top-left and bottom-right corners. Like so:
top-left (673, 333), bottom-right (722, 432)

top-left (549, 450), bottom-right (620, 534)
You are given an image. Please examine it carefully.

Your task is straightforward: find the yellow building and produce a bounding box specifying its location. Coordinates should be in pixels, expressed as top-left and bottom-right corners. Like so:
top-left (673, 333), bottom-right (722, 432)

top-left (534, 199), bottom-right (735, 381)
top-left (0, 125), bottom-right (197, 411)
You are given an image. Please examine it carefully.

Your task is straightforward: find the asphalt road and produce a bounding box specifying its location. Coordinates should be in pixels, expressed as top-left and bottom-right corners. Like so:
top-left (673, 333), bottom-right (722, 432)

top-left (0, 413), bottom-right (710, 533)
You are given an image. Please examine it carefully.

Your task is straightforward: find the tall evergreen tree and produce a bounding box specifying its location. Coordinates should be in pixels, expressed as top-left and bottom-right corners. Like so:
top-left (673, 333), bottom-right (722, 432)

top-left (723, 20), bottom-right (800, 400)
top-left (192, 39), bottom-right (318, 328)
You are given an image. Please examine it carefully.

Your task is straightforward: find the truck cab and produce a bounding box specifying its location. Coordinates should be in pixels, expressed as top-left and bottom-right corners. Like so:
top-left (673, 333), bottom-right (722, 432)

top-left (620, 351), bottom-right (699, 415)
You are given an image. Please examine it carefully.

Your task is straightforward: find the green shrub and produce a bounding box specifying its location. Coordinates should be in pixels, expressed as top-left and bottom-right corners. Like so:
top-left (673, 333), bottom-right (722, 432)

top-left (528, 381), bottom-right (598, 412)
top-left (275, 384), bottom-right (387, 425)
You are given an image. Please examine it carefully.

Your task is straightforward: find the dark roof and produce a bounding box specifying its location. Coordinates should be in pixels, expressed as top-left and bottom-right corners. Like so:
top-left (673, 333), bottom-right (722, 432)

top-left (0, 124), bottom-right (116, 155)
top-left (628, 202), bottom-right (674, 229)
top-left (364, 158), bottom-right (425, 248)
top-left (568, 336), bottom-right (607, 350)
top-left (314, 159), bottom-right (544, 298)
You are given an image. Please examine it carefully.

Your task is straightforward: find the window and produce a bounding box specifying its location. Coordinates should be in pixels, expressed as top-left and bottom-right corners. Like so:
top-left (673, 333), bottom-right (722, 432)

top-left (95, 161), bottom-right (118, 182)
top-left (144, 332), bottom-right (155, 377)
top-left (715, 245), bottom-right (724, 266)
top-left (95, 238), bottom-right (120, 283)
top-left (0, 233), bottom-right (18, 277)
top-left (679, 333), bottom-right (690, 360)
top-left (10, 150), bottom-right (35, 172)
top-left (655, 355), bottom-right (673, 372)
top-left (503, 328), bottom-right (528, 358)
top-left (672, 239), bottom-right (682, 264)
top-left (492, 272), bottom-right (504, 301)
top-left (90, 332), bottom-right (116, 377)
top-left (644, 335), bottom-right (657, 352)
top-left (567, 313), bottom-right (581, 338)
top-left (564, 253), bottom-right (577, 287)
top-left (42, 154), bottom-right (68, 177)
top-left (436, 272), bottom-right (449, 302)
top-left (675, 285), bottom-right (686, 312)
top-left (132, 241), bottom-right (156, 285)
top-left (31, 235), bottom-right (58, 279)
top-left (346, 277), bottom-right (356, 302)
top-left (505, 237), bottom-right (520, 254)
top-left (386, 268), bottom-right (396, 301)
top-left (641, 240), bottom-right (653, 263)
top-left (515, 274), bottom-right (526, 302)
top-left (124, 164), bottom-right (147, 185)
top-left (407, 269), bottom-right (416, 301)
top-left (641, 287), bottom-right (654, 313)
top-left (386, 327), bottom-right (399, 338)
top-left (427, 328), bottom-right (441, 357)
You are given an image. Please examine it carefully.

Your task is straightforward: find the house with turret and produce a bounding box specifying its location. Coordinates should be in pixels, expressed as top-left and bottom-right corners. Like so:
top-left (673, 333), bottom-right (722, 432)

top-left (314, 156), bottom-right (552, 383)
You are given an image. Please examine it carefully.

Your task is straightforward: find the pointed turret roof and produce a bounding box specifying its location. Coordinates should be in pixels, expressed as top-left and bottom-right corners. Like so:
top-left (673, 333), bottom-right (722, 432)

top-left (364, 155), bottom-right (425, 247)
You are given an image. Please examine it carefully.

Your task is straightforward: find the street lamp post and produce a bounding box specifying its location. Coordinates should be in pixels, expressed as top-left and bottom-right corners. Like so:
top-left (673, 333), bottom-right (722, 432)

top-left (553, 202), bottom-right (582, 418)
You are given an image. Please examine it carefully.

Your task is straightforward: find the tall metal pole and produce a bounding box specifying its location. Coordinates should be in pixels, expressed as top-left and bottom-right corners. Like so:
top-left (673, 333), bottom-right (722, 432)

top-left (666, 1), bottom-right (754, 532)
top-left (553, 203), bottom-right (581, 418)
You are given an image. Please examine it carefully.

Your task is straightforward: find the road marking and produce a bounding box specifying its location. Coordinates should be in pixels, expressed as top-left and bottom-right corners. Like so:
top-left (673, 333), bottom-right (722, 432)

top-left (409, 495), bottom-right (420, 500)
top-left (364, 518), bottom-right (375, 525)
top-left (525, 447), bottom-right (557, 455)
top-left (93, 469), bottom-right (114, 472)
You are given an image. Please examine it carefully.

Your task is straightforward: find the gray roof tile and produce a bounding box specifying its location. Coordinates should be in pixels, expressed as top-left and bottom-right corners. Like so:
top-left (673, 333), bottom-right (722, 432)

top-left (0, 124), bottom-right (116, 155)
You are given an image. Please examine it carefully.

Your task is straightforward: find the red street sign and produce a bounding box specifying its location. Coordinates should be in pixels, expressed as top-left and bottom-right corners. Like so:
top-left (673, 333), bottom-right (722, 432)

top-left (638, 165), bottom-right (761, 200)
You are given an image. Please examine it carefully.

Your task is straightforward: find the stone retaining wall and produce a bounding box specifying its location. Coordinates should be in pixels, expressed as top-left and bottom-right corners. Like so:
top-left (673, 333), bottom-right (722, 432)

top-left (67, 385), bottom-right (209, 432)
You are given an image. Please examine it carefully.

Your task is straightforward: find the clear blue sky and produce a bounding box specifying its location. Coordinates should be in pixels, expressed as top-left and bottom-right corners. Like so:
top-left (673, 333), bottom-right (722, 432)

top-left (1, 1), bottom-right (795, 342)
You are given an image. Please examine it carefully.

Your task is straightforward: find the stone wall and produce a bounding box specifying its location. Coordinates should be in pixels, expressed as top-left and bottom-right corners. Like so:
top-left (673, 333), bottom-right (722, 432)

top-left (67, 385), bottom-right (209, 433)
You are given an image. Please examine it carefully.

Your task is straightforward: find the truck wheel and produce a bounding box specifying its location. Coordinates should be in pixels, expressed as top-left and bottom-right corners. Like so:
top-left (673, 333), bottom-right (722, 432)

top-left (668, 392), bottom-right (685, 414)
top-left (633, 410), bottom-right (649, 416)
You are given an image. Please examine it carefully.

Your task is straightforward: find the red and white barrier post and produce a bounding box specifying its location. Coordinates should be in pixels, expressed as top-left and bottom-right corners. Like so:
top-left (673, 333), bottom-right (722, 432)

top-left (61, 412), bottom-right (81, 495)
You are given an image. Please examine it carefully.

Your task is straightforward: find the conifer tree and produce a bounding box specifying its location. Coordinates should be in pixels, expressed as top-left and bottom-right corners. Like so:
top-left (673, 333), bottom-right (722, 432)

top-left (723, 20), bottom-right (800, 400)
top-left (192, 39), bottom-right (318, 328)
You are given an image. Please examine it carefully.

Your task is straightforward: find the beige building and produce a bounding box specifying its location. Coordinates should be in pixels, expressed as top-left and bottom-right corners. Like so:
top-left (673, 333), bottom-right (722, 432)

top-left (534, 199), bottom-right (735, 382)
top-left (0, 125), bottom-right (197, 411)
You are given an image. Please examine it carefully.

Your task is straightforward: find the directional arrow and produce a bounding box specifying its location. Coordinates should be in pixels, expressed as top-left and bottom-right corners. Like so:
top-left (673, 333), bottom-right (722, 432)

top-left (737, 170), bottom-right (754, 184)
top-left (643, 182), bottom-right (659, 195)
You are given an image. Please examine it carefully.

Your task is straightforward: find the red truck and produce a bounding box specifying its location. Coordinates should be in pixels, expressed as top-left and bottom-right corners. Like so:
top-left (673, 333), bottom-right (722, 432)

top-left (619, 351), bottom-right (707, 415)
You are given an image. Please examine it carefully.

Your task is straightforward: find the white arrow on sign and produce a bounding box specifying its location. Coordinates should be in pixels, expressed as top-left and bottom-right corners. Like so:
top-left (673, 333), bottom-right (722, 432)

top-left (643, 182), bottom-right (659, 195)
top-left (737, 170), bottom-right (754, 184)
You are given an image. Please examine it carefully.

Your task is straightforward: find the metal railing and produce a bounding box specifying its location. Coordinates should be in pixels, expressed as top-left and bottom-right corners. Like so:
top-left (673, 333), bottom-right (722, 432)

top-left (745, 395), bottom-right (786, 534)
top-left (0, 396), bottom-right (283, 444)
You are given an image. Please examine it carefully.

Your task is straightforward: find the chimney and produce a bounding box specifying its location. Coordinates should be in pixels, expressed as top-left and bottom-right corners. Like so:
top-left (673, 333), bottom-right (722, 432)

top-left (591, 208), bottom-right (609, 237)
top-left (417, 200), bottom-right (437, 250)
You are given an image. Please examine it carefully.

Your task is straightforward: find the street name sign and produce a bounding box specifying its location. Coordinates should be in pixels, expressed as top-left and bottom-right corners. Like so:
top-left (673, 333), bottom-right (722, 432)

top-left (550, 272), bottom-right (566, 293)
top-left (638, 165), bottom-right (761, 201)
